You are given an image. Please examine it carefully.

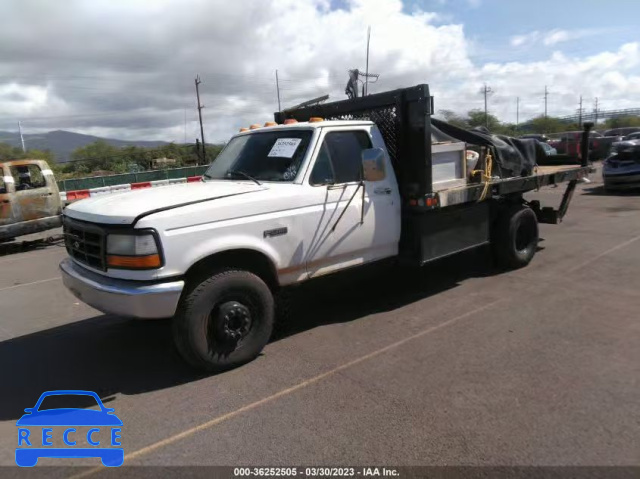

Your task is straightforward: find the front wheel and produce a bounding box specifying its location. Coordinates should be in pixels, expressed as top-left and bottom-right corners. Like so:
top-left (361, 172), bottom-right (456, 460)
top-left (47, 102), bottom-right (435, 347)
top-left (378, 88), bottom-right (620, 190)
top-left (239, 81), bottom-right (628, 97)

top-left (173, 268), bottom-right (274, 372)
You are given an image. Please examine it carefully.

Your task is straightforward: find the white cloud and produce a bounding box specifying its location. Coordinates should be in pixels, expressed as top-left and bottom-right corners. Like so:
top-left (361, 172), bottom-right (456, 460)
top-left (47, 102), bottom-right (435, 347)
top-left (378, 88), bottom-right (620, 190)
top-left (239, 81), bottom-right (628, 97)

top-left (511, 28), bottom-right (608, 48)
top-left (0, 0), bottom-right (638, 147)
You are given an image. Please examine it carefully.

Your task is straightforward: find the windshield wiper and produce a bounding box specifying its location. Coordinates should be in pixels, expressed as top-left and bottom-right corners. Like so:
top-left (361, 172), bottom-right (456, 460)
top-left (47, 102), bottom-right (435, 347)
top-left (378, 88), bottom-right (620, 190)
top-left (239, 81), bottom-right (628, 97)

top-left (227, 170), bottom-right (261, 186)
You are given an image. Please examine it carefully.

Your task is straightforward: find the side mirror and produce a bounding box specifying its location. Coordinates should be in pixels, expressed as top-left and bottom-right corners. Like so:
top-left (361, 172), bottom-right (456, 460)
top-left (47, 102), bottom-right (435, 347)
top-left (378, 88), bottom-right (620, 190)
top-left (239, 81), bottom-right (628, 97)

top-left (24, 408), bottom-right (33, 414)
top-left (361, 148), bottom-right (386, 182)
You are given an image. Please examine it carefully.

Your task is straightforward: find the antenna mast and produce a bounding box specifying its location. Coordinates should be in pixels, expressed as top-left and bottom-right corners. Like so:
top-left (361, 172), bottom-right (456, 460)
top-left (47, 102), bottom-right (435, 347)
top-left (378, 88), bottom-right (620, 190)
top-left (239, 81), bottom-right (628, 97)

top-left (18, 121), bottom-right (26, 153)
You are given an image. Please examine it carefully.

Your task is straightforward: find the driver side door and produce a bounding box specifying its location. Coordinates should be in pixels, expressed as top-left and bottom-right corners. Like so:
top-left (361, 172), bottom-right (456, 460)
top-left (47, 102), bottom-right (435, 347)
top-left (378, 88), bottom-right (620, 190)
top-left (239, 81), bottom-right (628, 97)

top-left (304, 127), bottom-right (399, 278)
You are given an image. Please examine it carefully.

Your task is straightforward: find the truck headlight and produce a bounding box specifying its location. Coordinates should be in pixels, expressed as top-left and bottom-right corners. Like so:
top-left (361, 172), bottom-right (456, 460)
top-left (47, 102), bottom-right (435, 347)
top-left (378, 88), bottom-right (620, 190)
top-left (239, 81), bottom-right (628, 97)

top-left (106, 233), bottom-right (162, 269)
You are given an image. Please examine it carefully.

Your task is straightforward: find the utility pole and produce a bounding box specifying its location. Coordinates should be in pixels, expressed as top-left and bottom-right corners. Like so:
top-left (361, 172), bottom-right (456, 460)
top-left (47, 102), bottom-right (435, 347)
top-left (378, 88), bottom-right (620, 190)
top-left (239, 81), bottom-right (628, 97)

top-left (18, 121), bottom-right (26, 153)
top-left (594, 97), bottom-right (599, 125)
top-left (183, 108), bottom-right (187, 144)
top-left (275, 70), bottom-right (282, 112)
top-left (543, 85), bottom-right (549, 119)
top-left (364, 26), bottom-right (371, 96)
top-left (516, 97), bottom-right (520, 131)
top-left (577, 95), bottom-right (583, 127)
top-left (481, 84), bottom-right (493, 129)
top-left (194, 75), bottom-right (206, 165)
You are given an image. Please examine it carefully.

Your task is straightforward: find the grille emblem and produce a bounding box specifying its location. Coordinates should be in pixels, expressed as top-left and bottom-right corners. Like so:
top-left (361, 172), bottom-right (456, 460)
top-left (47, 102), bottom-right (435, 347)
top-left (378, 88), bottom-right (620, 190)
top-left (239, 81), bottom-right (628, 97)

top-left (73, 241), bottom-right (80, 249)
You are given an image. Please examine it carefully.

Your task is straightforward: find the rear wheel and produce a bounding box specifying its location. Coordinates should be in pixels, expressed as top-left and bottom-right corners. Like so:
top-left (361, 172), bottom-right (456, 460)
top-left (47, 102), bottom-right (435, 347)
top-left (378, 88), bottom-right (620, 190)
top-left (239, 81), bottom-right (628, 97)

top-left (173, 268), bottom-right (274, 372)
top-left (492, 204), bottom-right (539, 269)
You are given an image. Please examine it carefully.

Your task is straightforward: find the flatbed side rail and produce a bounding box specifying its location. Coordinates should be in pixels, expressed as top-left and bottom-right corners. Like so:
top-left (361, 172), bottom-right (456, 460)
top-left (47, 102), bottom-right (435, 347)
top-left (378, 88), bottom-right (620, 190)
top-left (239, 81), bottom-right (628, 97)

top-left (417, 165), bottom-right (589, 211)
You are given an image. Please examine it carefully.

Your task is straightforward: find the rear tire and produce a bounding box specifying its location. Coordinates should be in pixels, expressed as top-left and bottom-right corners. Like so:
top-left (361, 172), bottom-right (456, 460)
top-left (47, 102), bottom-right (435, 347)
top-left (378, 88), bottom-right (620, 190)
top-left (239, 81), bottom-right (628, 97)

top-left (492, 204), bottom-right (539, 269)
top-left (173, 268), bottom-right (274, 372)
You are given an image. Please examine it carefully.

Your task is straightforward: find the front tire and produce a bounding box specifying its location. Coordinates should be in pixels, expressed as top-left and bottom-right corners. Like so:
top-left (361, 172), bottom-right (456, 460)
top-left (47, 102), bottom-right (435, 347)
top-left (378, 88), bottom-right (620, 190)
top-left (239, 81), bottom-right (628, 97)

top-left (492, 204), bottom-right (539, 269)
top-left (173, 268), bottom-right (274, 372)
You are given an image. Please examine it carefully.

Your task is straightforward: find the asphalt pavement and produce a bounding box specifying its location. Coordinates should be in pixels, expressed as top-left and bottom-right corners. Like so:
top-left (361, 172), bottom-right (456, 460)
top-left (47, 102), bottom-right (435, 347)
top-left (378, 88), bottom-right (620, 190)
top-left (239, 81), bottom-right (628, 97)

top-left (0, 172), bottom-right (638, 474)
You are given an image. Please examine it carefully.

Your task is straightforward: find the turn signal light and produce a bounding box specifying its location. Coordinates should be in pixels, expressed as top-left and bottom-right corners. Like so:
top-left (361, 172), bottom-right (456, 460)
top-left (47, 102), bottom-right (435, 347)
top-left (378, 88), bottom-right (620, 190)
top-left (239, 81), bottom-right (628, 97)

top-left (309, 117), bottom-right (324, 123)
top-left (264, 121), bottom-right (277, 127)
top-left (107, 254), bottom-right (162, 269)
top-left (249, 124), bottom-right (261, 130)
top-left (284, 119), bottom-right (298, 125)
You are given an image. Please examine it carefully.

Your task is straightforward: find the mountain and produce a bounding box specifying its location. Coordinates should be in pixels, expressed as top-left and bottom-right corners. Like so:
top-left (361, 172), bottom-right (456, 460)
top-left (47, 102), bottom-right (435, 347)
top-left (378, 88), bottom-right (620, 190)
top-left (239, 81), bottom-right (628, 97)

top-left (0, 130), bottom-right (170, 162)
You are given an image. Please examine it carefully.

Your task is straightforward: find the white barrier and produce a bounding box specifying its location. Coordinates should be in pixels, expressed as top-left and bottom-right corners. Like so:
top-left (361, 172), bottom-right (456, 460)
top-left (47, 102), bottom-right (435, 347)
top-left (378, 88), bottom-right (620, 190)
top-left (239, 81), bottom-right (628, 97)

top-left (151, 179), bottom-right (170, 187)
top-left (89, 186), bottom-right (111, 197)
top-left (62, 173), bottom-right (199, 203)
top-left (110, 184), bottom-right (132, 193)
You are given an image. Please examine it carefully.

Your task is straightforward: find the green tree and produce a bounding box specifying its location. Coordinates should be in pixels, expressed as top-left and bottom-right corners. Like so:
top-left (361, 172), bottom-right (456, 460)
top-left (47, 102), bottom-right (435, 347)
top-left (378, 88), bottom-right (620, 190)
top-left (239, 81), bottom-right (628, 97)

top-left (438, 110), bottom-right (469, 129)
top-left (466, 109), bottom-right (502, 131)
top-left (69, 140), bottom-right (121, 174)
top-left (526, 115), bottom-right (569, 134)
top-left (0, 142), bottom-right (55, 162)
top-left (603, 116), bottom-right (640, 129)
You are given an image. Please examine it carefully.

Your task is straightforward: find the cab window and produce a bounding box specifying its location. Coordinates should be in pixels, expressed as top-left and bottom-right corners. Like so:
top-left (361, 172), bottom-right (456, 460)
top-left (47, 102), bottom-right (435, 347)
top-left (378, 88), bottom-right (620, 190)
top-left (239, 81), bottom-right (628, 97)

top-left (310, 131), bottom-right (372, 185)
top-left (0, 175), bottom-right (6, 194)
top-left (10, 164), bottom-right (47, 191)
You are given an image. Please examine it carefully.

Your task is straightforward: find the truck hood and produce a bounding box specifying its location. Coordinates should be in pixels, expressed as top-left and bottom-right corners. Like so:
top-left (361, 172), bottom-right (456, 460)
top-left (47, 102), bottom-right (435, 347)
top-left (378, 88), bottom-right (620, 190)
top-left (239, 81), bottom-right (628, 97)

top-left (64, 181), bottom-right (265, 225)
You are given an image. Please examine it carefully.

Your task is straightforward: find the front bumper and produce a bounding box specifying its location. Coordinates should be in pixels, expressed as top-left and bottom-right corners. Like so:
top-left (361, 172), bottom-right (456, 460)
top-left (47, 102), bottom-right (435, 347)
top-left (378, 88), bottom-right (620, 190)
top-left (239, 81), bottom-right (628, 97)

top-left (603, 172), bottom-right (640, 190)
top-left (59, 257), bottom-right (184, 319)
top-left (0, 215), bottom-right (62, 241)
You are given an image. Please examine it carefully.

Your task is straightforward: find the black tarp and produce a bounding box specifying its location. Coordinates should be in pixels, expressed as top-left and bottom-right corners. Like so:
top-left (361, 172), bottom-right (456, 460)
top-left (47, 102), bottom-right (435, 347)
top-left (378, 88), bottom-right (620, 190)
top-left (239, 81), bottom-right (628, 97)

top-left (431, 118), bottom-right (545, 178)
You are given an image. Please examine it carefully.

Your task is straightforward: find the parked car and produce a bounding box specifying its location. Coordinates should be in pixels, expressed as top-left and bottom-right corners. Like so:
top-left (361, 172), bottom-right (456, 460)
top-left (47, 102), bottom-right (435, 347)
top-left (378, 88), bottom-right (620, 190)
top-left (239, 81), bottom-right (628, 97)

top-left (623, 131), bottom-right (640, 141)
top-left (520, 134), bottom-right (549, 143)
top-left (548, 131), bottom-right (614, 160)
top-left (604, 127), bottom-right (640, 138)
top-left (602, 139), bottom-right (640, 191)
top-left (538, 141), bottom-right (557, 156)
top-left (0, 160), bottom-right (63, 242)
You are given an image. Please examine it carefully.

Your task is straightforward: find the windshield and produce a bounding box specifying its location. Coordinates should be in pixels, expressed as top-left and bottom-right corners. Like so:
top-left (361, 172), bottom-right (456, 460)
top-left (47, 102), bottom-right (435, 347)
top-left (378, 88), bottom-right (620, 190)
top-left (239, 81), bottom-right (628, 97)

top-left (204, 130), bottom-right (313, 182)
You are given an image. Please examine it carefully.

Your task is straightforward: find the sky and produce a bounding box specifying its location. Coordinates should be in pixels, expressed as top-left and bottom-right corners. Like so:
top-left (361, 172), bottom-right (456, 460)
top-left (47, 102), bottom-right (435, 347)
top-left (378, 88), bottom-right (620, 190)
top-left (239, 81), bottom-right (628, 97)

top-left (0, 0), bottom-right (639, 144)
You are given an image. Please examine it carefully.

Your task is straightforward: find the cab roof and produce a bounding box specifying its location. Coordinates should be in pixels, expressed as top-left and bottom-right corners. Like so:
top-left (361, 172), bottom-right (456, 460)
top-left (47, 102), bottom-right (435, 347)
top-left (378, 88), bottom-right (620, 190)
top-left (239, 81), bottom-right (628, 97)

top-left (236, 119), bottom-right (374, 135)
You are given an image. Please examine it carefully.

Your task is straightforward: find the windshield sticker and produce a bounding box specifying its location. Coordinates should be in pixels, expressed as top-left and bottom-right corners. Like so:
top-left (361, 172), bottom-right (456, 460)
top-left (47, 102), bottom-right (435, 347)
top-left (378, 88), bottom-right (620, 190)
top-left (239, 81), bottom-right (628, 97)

top-left (268, 138), bottom-right (302, 158)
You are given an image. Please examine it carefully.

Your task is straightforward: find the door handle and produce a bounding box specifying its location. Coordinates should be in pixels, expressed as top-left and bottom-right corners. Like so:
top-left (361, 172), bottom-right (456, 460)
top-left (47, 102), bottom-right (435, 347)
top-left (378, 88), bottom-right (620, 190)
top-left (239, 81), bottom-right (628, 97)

top-left (374, 187), bottom-right (392, 195)
top-left (40, 193), bottom-right (53, 197)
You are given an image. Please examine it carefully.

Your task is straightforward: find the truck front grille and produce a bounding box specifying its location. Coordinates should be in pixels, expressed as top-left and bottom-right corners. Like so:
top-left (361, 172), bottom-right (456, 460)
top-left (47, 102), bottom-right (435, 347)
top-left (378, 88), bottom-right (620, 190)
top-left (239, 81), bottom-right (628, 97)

top-left (63, 218), bottom-right (106, 271)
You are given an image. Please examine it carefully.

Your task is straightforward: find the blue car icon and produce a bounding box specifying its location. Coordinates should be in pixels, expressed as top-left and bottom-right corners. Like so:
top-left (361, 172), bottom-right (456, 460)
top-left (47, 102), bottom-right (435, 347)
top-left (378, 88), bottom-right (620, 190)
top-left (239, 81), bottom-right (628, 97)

top-left (16, 390), bottom-right (123, 467)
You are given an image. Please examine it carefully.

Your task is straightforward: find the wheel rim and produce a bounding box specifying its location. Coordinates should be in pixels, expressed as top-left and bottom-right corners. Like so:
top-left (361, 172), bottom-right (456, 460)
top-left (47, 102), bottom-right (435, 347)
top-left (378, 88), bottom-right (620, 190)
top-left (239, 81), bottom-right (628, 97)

top-left (209, 300), bottom-right (253, 346)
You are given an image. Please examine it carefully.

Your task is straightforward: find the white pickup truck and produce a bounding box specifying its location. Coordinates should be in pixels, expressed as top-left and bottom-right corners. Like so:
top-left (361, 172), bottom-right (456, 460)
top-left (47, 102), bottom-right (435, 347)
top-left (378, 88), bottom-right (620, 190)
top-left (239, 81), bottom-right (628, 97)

top-left (60, 85), bottom-right (589, 371)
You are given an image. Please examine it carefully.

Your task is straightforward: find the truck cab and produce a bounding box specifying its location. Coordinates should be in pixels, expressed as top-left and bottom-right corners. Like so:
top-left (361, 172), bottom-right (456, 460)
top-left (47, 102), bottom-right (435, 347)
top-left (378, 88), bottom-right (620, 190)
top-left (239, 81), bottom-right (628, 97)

top-left (0, 159), bottom-right (62, 242)
top-left (60, 120), bottom-right (402, 370)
